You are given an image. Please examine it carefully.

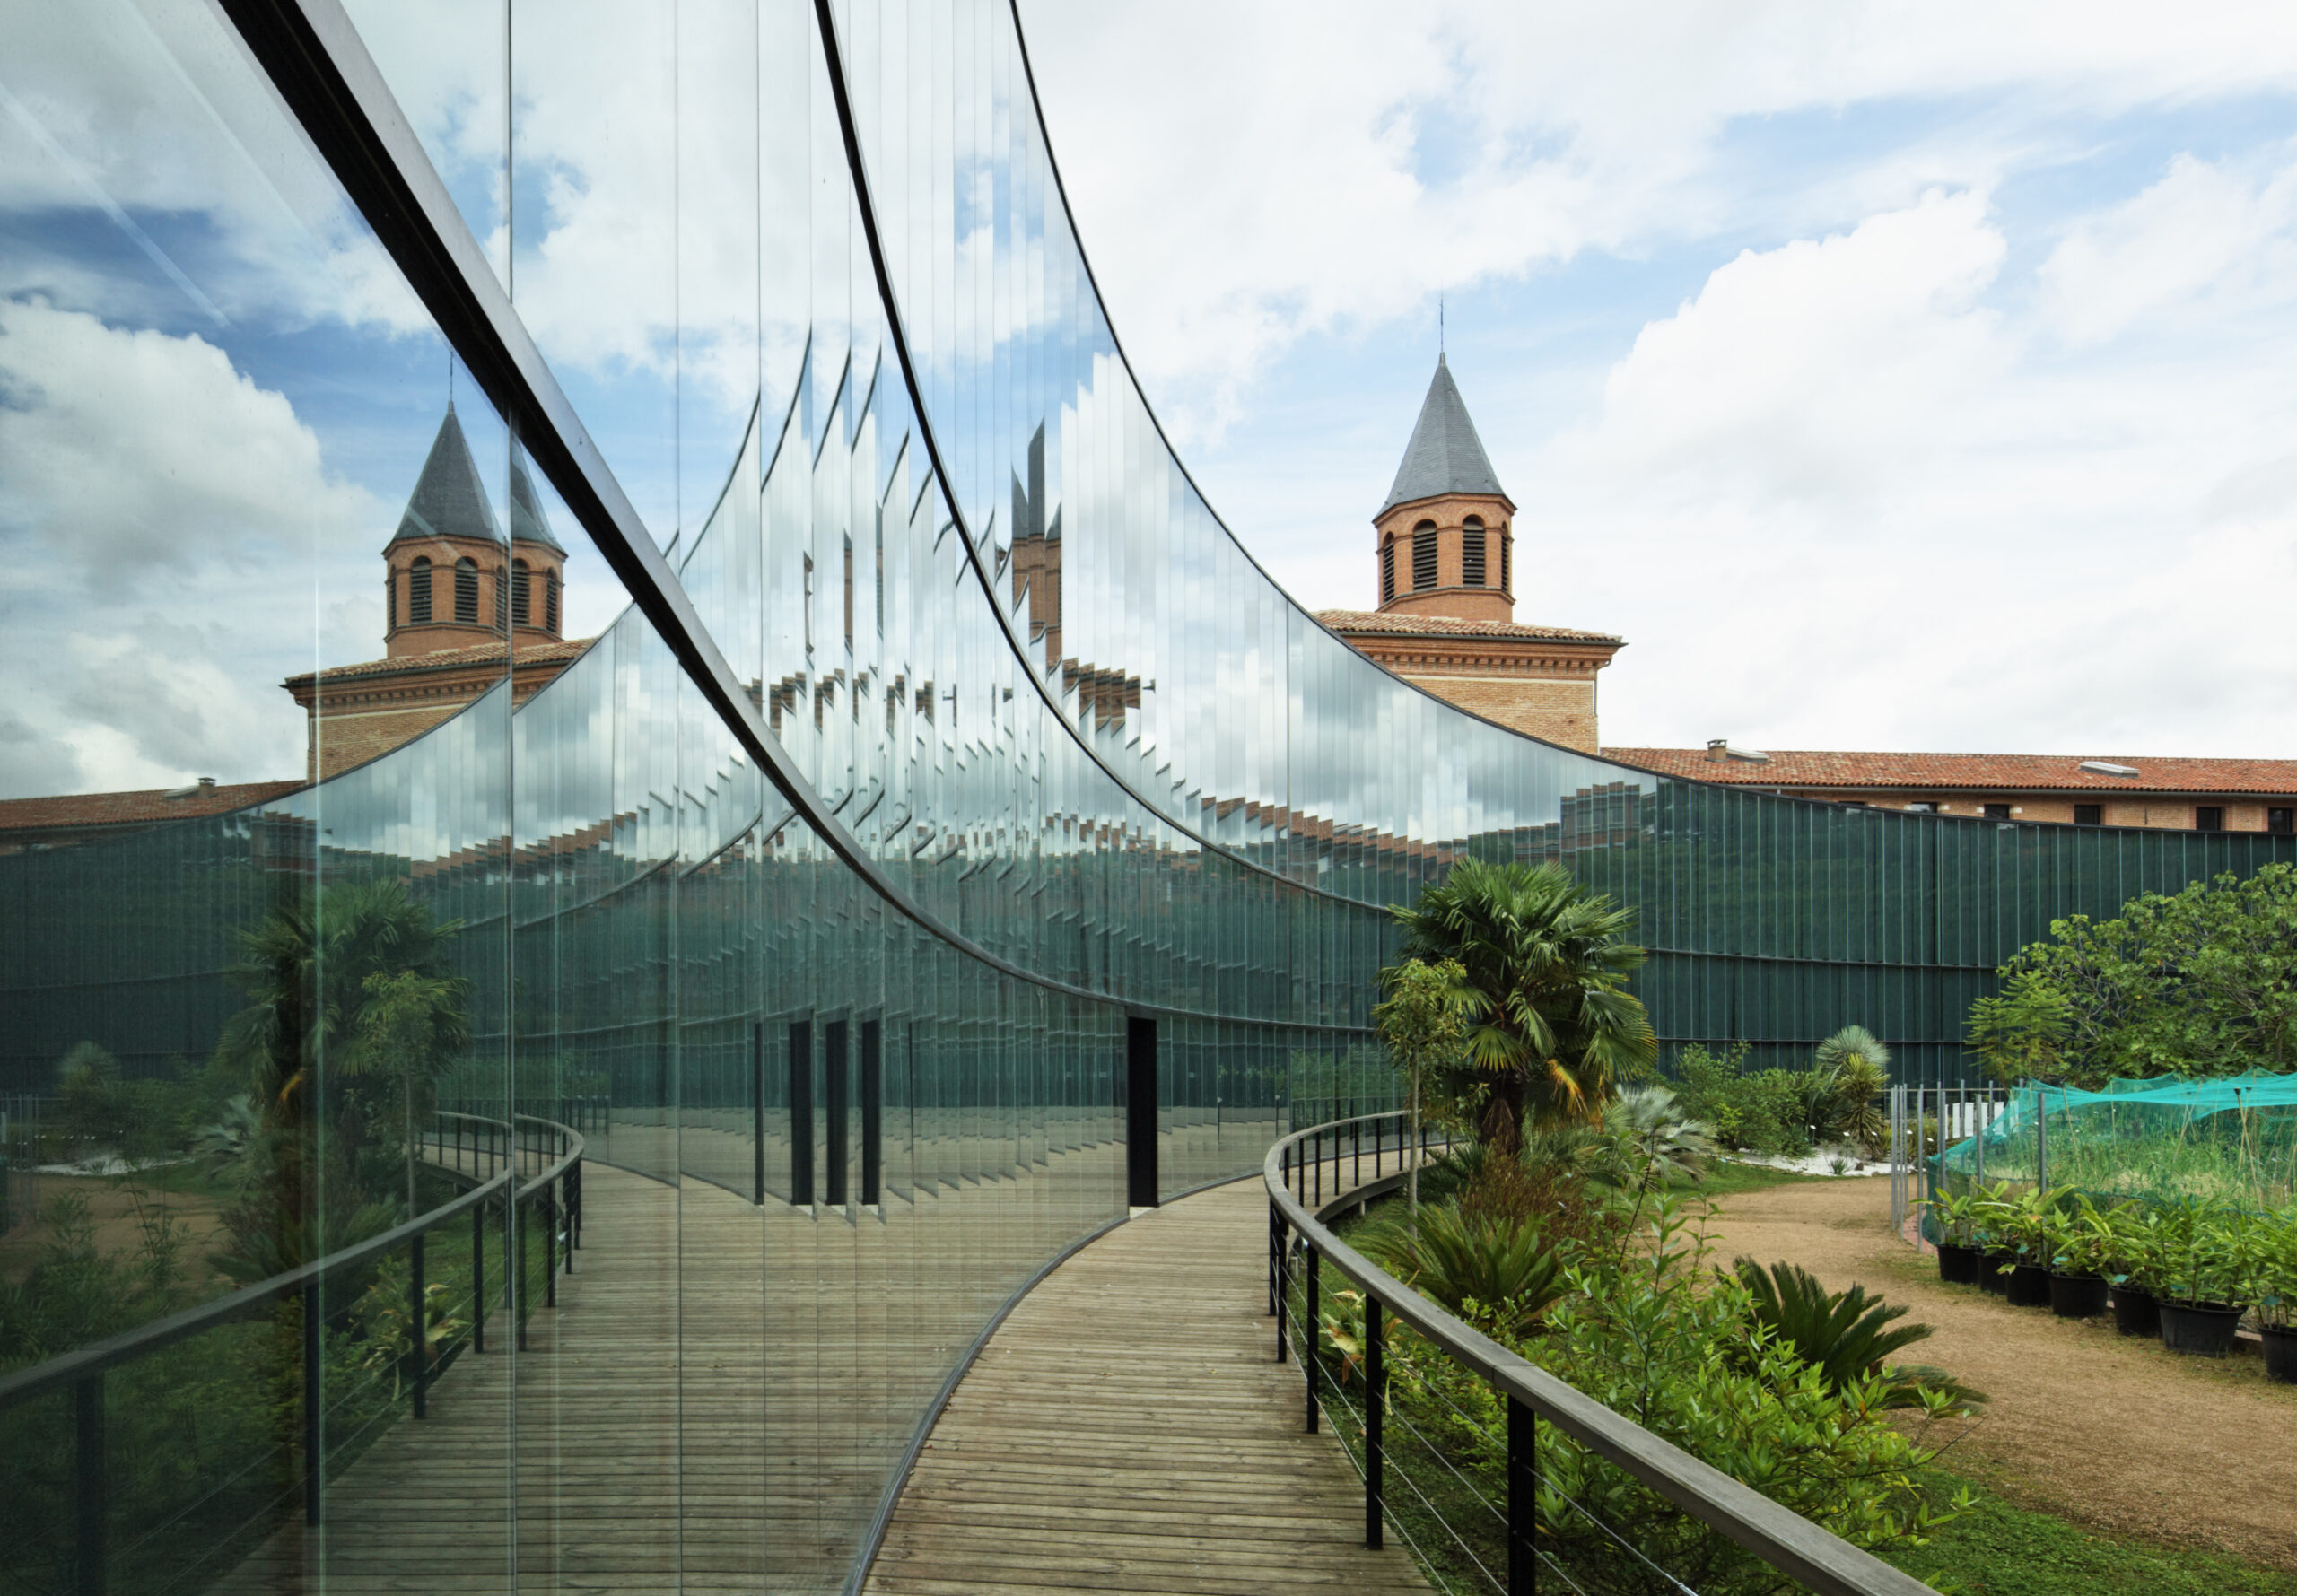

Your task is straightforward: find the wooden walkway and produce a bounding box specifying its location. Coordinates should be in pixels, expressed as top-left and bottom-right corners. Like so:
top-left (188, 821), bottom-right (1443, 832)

top-left (205, 1144), bottom-right (1419, 1594)
top-left (865, 1179), bottom-right (1428, 1596)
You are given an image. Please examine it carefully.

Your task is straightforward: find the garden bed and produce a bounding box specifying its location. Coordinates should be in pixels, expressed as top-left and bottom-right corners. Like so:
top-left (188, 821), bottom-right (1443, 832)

top-left (1704, 1174), bottom-right (2297, 1574)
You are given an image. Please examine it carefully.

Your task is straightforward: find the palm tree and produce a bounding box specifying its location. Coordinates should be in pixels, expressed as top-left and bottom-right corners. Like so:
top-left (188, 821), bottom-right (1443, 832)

top-left (213, 877), bottom-right (469, 1269)
top-left (1392, 858), bottom-right (1655, 1156)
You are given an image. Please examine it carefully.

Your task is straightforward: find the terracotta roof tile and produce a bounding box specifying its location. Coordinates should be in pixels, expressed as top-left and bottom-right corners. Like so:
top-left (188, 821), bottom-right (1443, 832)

top-left (1316, 609), bottom-right (1622, 645)
top-left (1601, 747), bottom-right (2297, 796)
top-left (284, 636), bottom-right (595, 685)
top-left (0, 779), bottom-right (306, 833)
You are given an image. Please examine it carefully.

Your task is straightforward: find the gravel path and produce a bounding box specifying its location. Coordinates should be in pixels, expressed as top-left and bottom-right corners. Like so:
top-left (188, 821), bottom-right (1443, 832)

top-left (1703, 1173), bottom-right (2297, 1571)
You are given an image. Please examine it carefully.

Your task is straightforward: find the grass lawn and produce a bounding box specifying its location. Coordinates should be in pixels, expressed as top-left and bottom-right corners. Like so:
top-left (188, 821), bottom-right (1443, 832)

top-left (1886, 1468), bottom-right (2297, 1595)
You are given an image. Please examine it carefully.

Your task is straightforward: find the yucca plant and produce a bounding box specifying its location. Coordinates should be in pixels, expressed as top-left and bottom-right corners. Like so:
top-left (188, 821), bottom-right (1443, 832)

top-left (1358, 1200), bottom-right (1566, 1338)
top-left (1807, 1026), bottom-right (1891, 1156)
top-left (1731, 1258), bottom-right (1985, 1411)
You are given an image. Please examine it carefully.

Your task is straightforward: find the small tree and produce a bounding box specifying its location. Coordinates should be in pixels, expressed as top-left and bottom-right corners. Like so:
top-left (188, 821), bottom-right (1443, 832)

top-left (1391, 858), bottom-right (1656, 1156)
top-left (1965, 971), bottom-right (2072, 1085)
top-left (1372, 957), bottom-right (1472, 1229)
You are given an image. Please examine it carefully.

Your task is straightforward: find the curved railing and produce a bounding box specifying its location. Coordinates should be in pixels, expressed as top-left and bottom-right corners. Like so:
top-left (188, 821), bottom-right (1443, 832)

top-left (1265, 1113), bottom-right (1935, 1596)
top-left (0, 1112), bottom-right (582, 1596)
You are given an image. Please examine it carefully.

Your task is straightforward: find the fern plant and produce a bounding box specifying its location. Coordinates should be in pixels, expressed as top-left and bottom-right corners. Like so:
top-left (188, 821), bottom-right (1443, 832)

top-left (1731, 1258), bottom-right (1984, 1412)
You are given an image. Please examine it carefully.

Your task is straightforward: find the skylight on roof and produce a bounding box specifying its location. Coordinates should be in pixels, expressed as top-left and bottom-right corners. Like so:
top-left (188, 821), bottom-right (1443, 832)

top-left (2078, 760), bottom-right (2141, 778)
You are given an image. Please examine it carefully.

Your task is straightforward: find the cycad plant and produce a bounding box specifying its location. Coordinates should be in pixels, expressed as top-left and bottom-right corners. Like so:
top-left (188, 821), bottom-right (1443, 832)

top-left (1359, 1200), bottom-right (1567, 1338)
top-left (1732, 1258), bottom-right (1985, 1411)
top-left (1802, 1026), bottom-right (1891, 1156)
top-left (1598, 1085), bottom-right (1716, 1192)
top-left (1391, 858), bottom-right (1656, 1156)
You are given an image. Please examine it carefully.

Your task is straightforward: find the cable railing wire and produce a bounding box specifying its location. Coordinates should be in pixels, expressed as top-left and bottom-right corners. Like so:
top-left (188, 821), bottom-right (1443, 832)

top-left (1269, 1110), bottom-right (1943, 1596)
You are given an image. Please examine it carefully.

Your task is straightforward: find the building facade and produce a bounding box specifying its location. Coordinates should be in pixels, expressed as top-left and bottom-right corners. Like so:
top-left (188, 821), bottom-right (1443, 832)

top-left (1320, 355), bottom-right (1622, 751)
top-left (0, 4), bottom-right (2289, 1595)
top-left (1611, 745), bottom-right (2297, 833)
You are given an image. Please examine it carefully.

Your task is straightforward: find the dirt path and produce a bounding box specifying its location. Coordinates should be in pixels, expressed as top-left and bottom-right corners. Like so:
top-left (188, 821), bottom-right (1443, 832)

top-left (1705, 1174), bottom-right (2297, 1571)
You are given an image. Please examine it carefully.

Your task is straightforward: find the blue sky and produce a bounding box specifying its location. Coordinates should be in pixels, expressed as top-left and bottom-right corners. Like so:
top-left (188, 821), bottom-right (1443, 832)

top-left (1022, 1), bottom-right (2297, 758)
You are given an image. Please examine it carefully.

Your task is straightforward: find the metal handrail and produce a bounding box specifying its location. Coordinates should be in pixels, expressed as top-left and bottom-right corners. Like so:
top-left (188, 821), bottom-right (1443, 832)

top-left (0, 1111), bottom-right (582, 1596)
top-left (1267, 1112), bottom-right (1938, 1596)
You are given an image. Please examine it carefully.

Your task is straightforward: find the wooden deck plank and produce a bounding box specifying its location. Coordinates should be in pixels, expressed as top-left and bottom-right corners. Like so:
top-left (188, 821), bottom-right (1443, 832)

top-left (863, 1179), bottom-right (1426, 1595)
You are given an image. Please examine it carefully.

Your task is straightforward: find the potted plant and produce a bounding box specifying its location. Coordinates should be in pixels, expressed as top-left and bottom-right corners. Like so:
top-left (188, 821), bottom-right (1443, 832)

top-left (1997, 1187), bottom-right (2057, 1309)
top-left (2106, 1206), bottom-right (2163, 1338)
top-left (1926, 1189), bottom-right (1984, 1284)
top-left (2043, 1194), bottom-right (2119, 1320)
top-left (2151, 1200), bottom-right (2247, 1357)
top-left (1969, 1185), bottom-right (2018, 1296)
top-left (2239, 1208), bottom-right (2295, 1385)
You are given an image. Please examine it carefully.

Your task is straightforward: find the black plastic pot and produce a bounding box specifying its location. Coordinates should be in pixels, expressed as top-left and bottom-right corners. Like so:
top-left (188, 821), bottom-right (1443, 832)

top-left (1937, 1243), bottom-right (1980, 1285)
top-left (2047, 1271), bottom-right (2109, 1319)
top-left (2158, 1300), bottom-right (2244, 1357)
top-left (1978, 1251), bottom-right (2015, 1295)
top-left (2109, 1284), bottom-right (2160, 1337)
top-left (2006, 1262), bottom-right (2053, 1307)
top-left (2263, 1324), bottom-right (2296, 1386)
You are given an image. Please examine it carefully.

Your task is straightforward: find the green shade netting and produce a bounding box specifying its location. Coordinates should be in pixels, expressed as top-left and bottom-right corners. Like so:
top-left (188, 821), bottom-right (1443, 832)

top-left (1931, 1069), bottom-right (2297, 1213)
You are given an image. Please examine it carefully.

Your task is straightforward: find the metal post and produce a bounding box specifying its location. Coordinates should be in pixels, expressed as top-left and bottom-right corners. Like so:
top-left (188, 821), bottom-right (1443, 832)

top-left (1274, 1211), bottom-right (1290, 1365)
top-left (74, 1373), bottom-right (104, 1596)
top-left (1314, 1129), bottom-right (1322, 1206)
top-left (409, 1232), bottom-right (428, 1419)
top-left (1268, 1199), bottom-right (1280, 1316)
top-left (2035, 1083), bottom-right (2048, 1195)
top-left (1353, 1117), bottom-right (1360, 1189)
top-left (514, 1196), bottom-right (528, 1353)
top-left (1507, 1394), bottom-right (1536, 1594)
top-left (471, 1198), bottom-right (486, 1354)
top-left (1365, 1289), bottom-right (1384, 1551)
top-left (1304, 1243), bottom-right (1320, 1433)
top-left (543, 1188), bottom-right (557, 1309)
top-left (302, 1281), bottom-right (323, 1525)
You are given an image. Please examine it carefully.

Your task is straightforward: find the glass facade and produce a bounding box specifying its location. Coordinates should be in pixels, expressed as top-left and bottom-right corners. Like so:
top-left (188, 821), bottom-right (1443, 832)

top-left (0, 2), bottom-right (2289, 1592)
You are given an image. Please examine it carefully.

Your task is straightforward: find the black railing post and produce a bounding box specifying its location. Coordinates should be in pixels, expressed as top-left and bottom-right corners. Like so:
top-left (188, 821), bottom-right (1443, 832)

top-left (74, 1372), bottom-right (104, 1596)
top-left (1267, 1199), bottom-right (1280, 1316)
top-left (543, 1187), bottom-right (557, 1309)
top-left (1274, 1216), bottom-right (1290, 1365)
top-left (1365, 1288), bottom-right (1384, 1551)
top-left (301, 1281), bottom-right (323, 1525)
top-left (1304, 1243), bottom-right (1320, 1433)
top-left (1314, 1130), bottom-right (1322, 1206)
top-left (1353, 1116), bottom-right (1360, 1188)
top-left (471, 1197), bottom-right (486, 1354)
top-left (514, 1196), bottom-right (528, 1353)
top-left (409, 1232), bottom-right (428, 1419)
top-left (1508, 1393), bottom-right (1536, 1592)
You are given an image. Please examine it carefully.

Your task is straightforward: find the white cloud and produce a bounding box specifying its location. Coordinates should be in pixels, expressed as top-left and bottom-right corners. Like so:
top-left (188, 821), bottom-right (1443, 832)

top-left (0, 302), bottom-right (382, 795)
top-left (0, 300), bottom-right (372, 588)
top-left (2039, 152), bottom-right (2297, 345)
top-left (1531, 186), bottom-right (2297, 755)
top-left (1020, 1), bottom-right (2297, 429)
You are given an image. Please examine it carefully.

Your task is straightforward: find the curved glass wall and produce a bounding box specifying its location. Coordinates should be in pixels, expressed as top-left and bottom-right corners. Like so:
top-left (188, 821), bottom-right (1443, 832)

top-left (1, 3), bottom-right (2291, 1594)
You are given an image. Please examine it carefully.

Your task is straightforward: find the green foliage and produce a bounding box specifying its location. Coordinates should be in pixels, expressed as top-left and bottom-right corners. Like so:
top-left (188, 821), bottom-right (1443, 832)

top-left (1374, 956), bottom-right (1475, 1221)
top-left (1970, 863), bottom-right (2297, 1087)
top-left (1732, 1259), bottom-right (1985, 1411)
top-left (1390, 858), bottom-right (1656, 1151)
top-left (0, 1190), bottom-right (193, 1372)
top-left (1357, 1200), bottom-right (1566, 1337)
top-left (1883, 1469), bottom-right (2297, 1596)
top-left (1597, 1084), bottom-right (1717, 1191)
top-left (1673, 1042), bottom-right (1812, 1156)
top-left (1530, 1202), bottom-right (1968, 1592)
top-left (1807, 1027), bottom-right (1891, 1156)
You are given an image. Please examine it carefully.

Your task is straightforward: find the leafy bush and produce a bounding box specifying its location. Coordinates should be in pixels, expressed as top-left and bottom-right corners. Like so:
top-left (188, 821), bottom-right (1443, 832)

top-left (1969, 862), bottom-right (2297, 1087)
top-left (1673, 1043), bottom-right (1811, 1156)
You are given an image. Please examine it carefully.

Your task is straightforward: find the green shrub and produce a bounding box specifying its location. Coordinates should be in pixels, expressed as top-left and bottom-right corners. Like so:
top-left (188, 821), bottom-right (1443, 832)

top-left (1357, 1200), bottom-right (1566, 1337)
top-left (1731, 1259), bottom-right (1984, 1411)
top-left (1674, 1043), bottom-right (1811, 1156)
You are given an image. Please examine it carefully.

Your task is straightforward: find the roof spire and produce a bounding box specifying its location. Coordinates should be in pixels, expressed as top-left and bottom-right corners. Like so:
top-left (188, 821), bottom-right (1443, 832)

top-left (382, 406), bottom-right (502, 553)
top-left (1438, 295), bottom-right (1445, 356)
top-left (1379, 354), bottom-right (1507, 514)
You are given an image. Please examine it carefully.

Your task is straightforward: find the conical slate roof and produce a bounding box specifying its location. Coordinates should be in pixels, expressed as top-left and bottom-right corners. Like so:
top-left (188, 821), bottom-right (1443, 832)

top-left (1379, 354), bottom-right (1507, 514)
top-left (508, 456), bottom-right (564, 552)
top-left (382, 405), bottom-right (502, 552)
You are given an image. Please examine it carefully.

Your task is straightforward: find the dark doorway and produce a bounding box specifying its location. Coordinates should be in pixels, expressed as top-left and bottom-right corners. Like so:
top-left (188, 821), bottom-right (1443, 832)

top-left (1125, 1016), bottom-right (1158, 1208)
top-left (788, 1020), bottom-right (814, 1205)
top-left (825, 1018), bottom-right (851, 1207)
top-left (860, 1019), bottom-right (883, 1205)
